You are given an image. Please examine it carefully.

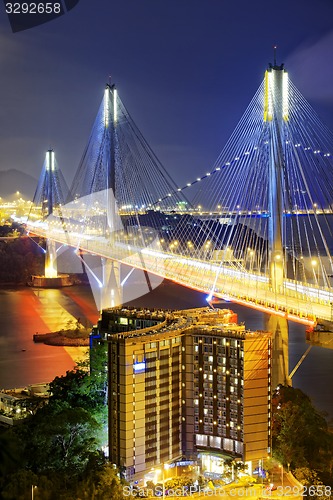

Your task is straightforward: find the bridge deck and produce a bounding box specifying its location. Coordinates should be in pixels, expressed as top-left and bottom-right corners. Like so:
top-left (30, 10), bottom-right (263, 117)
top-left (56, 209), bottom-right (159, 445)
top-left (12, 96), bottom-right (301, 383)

top-left (27, 226), bottom-right (333, 324)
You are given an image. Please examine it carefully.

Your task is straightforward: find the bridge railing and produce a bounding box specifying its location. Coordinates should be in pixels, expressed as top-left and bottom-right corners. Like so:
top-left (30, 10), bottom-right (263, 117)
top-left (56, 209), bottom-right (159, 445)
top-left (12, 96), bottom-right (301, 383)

top-left (27, 224), bottom-right (333, 322)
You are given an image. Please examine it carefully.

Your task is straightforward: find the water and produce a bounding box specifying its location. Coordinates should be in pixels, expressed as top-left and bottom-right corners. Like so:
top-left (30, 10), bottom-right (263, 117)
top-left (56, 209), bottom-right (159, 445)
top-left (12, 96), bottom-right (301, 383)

top-left (0, 282), bottom-right (332, 421)
top-left (226, 302), bottom-right (333, 421)
top-left (0, 285), bottom-right (99, 390)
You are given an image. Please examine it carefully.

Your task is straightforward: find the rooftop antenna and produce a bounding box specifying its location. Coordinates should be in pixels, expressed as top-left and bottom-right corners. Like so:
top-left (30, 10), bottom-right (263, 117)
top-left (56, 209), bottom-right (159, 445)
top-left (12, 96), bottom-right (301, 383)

top-left (273, 45), bottom-right (277, 67)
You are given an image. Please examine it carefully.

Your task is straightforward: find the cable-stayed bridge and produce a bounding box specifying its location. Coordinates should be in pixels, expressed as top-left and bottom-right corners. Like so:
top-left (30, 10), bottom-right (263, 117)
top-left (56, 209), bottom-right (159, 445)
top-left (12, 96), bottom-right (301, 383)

top-left (26, 65), bottom-right (333, 326)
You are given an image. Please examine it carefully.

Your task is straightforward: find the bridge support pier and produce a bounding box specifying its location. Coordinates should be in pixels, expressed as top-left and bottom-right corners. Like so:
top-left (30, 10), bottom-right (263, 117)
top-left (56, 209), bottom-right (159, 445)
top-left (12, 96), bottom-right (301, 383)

top-left (101, 258), bottom-right (122, 310)
top-left (45, 239), bottom-right (58, 278)
top-left (31, 238), bottom-right (72, 288)
top-left (266, 314), bottom-right (291, 388)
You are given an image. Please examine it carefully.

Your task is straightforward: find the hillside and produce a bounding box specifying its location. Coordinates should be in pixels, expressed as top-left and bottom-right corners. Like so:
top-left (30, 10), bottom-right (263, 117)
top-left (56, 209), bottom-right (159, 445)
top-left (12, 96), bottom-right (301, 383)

top-left (0, 169), bottom-right (38, 200)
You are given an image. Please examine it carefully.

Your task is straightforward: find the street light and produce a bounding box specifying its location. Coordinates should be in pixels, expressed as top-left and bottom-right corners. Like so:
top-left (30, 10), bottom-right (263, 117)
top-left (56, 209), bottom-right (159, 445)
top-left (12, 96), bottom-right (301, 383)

top-left (156, 465), bottom-right (165, 499)
top-left (279, 464), bottom-right (284, 488)
top-left (32, 485), bottom-right (37, 499)
top-left (162, 465), bottom-right (165, 500)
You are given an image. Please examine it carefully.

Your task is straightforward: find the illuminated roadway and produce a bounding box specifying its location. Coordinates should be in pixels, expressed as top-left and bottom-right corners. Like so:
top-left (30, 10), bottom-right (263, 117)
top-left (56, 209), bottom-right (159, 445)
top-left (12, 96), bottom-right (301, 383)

top-left (26, 220), bottom-right (333, 325)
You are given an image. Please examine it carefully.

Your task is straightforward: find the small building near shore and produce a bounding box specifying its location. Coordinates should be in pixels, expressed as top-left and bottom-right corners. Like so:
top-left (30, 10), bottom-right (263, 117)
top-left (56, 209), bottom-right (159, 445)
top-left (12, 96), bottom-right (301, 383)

top-left (0, 383), bottom-right (49, 426)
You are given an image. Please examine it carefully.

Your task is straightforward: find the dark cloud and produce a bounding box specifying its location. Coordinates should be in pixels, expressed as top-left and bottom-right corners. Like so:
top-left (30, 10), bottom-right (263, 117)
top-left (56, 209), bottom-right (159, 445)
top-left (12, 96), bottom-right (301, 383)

top-left (287, 31), bottom-right (333, 104)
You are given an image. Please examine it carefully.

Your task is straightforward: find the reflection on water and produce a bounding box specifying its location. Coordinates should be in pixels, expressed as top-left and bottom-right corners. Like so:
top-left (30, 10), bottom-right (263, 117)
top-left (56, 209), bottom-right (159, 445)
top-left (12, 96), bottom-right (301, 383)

top-left (0, 286), bottom-right (97, 390)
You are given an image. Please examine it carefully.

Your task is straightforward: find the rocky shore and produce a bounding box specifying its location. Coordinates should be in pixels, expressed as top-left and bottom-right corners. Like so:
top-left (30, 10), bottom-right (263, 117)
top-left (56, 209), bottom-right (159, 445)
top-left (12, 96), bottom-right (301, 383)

top-left (33, 328), bottom-right (91, 346)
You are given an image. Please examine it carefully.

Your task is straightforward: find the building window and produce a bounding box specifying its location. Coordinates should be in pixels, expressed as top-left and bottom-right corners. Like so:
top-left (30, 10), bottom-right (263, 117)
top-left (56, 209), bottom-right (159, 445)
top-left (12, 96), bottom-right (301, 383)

top-left (223, 438), bottom-right (234, 452)
top-left (196, 434), bottom-right (208, 446)
top-left (209, 436), bottom-right (221, 448)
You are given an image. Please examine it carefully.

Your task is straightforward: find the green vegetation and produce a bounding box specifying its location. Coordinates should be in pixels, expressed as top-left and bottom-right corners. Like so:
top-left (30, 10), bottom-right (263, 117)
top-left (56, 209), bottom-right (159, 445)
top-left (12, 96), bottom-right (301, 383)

top-left (0, 229), bottom-right (43, 283)
top-left (272, 385), bottom-right (333, 488)
top-left (0, 347), bottom-right (126, 499)
top-left (2, 359), bottom-right (332, 498)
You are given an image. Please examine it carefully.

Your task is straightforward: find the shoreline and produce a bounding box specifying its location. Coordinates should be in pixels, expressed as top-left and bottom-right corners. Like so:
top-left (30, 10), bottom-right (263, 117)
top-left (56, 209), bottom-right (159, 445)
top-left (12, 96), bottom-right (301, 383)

top-left (33, 329), bottom-right (91, 347)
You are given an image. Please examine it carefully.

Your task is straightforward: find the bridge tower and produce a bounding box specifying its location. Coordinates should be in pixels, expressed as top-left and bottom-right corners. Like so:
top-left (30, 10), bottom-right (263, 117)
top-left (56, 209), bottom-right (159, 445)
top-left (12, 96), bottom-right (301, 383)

top-left (44, 149), bottom-right (58, 280)
top-left (101, 84), bottom-right (122, 309)
top-left (264, 55), bottom-right (288, 292)
top-left (264, 53), bottom-right (291, 387)
top-left (31, 149), bottom-right (71, 287)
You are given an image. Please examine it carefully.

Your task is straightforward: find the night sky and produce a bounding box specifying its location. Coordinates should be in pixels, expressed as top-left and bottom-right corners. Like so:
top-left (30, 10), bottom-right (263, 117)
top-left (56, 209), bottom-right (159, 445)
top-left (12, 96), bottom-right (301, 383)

top-left (1, 0), bottom-right (333, 190)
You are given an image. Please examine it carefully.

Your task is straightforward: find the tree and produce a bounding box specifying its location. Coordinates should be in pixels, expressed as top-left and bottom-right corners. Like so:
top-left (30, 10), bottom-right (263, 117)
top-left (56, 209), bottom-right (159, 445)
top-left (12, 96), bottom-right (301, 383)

top-left (0, 428), bottom-right (24, 481)
top-left (293, 468), bottom-right (331, 499)
top-left (94, 463), bottom-right (127, 500)
top-left (88, 340), bottom-right (108, 407)
top-left (273, 400), bottom-right (308, 468)
top-left (19, 401), bottom-right (103, 481)
top-left (2, 358), bottom-right (112, 497)
top-left (49, 364), bottom-right (107, 426)
top-left (1, 470), bottom-right (54, 500)
top-left (272, 385), bottom-right (333, 481)
top-left (0, 236), bottom-right (43, 283)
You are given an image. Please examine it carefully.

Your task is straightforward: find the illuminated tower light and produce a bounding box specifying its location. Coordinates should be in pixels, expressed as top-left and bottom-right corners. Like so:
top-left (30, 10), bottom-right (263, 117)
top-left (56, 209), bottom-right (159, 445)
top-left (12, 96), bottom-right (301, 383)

top-left (264, 70), bottom-right (273, 122)
top-left (282, 71), bottom-right (289, 120)
top-left (104, 87), bottom-right (109, 127)
top-left (113, 87), bottom-right (118, 123)
top-left (46, 150), bottom-right (55, 171)
top-left (264, 69), bottom-right (289, 122)
top-left (46, 150), bottom-right (55, 172)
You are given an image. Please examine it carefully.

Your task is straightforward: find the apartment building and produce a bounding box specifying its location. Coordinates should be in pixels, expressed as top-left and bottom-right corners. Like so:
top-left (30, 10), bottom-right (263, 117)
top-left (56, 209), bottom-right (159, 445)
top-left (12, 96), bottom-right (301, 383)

top-left (91, 307), bottom-right (271, 478)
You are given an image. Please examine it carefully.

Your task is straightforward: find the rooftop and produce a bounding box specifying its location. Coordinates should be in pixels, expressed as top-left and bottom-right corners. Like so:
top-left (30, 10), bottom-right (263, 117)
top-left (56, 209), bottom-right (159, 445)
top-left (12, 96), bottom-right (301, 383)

top-left (98, 307), bottom-right (270, 342)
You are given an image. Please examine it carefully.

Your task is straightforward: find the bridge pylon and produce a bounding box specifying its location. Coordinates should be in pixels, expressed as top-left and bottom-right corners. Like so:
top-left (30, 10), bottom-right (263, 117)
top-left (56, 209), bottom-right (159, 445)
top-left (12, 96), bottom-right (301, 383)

top-left (264, 61), bottom-right (288, 293)
top-left (100, 84), bottom-right (122, 308)
top-left (264, 59), bottom-right (291, 387)
top-left (31, 149), bottom-right (71, 287)
top-left (44, 150), bottom-right (57, 279)
top-left (264, 57), bottom-right (290, 387)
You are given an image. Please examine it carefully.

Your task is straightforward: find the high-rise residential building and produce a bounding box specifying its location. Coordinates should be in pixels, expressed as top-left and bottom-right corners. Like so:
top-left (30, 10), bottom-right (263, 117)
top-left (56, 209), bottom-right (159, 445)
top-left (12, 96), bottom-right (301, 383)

top-left (91, 306), bottom-right (271, 479)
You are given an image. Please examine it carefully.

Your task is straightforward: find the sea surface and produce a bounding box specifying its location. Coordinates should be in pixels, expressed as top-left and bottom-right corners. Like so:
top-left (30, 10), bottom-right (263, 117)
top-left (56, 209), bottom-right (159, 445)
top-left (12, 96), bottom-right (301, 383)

top-left (0, 281), bottom-right (332, 421)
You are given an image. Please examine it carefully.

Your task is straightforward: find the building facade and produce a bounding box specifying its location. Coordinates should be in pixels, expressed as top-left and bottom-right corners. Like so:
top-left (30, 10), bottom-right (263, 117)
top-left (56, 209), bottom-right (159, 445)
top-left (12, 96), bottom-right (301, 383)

top-left (92, 307), bottom-right (271, 478)
top-left (0, 383), bottom-right (50, 426)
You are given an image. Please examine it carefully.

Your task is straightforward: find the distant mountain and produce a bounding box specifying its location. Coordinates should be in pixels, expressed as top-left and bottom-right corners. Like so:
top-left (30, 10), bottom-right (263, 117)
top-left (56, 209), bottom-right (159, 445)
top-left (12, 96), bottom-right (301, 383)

top-left (0, 169), bottom-right (38, 201)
